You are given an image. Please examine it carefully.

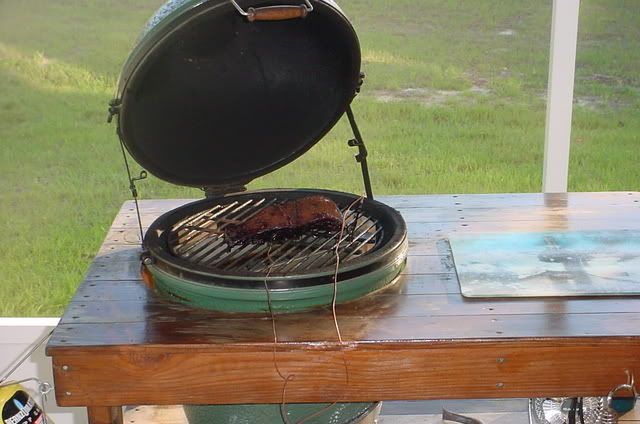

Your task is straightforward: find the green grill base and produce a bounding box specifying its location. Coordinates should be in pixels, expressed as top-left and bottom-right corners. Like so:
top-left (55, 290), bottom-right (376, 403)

top-left (148, 243), bottom-right (406, 313)
top-left (183, 402), bottom-right (381, 424)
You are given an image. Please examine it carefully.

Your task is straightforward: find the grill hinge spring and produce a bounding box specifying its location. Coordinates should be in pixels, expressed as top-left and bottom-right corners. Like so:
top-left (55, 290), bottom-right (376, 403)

top-left (346, 105), bottom-right (373, 200)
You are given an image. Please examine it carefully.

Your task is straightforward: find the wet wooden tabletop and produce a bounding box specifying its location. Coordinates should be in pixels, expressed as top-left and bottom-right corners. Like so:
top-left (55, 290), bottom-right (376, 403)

top-left (46, 192), bottom-right (640, 408)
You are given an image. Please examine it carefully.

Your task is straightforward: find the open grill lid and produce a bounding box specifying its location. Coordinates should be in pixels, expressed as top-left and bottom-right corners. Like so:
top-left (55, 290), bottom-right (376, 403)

top-left (110, 0), bottom-right (362, 189)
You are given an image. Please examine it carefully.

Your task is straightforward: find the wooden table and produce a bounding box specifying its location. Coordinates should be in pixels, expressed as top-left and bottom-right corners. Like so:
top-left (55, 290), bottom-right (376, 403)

top-left (46, 192), bottom-right (640, 424)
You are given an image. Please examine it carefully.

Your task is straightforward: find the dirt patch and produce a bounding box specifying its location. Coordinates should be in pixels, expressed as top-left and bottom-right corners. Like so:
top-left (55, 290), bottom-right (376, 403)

top-left (372, 85), bottom-right (491, 107)
top-left (539, 92), bottom-right (634, 111)
top-left (574, 96), bottom-right (632, 111)
top-left (585, 73), bottom-right (626, 85)
top-left (579, 73), bottom-right (640, 89)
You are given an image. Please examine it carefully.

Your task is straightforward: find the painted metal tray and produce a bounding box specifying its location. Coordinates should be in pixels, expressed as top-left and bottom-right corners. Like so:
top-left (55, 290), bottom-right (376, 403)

top-left (450, 230), bottom-right (640, 298)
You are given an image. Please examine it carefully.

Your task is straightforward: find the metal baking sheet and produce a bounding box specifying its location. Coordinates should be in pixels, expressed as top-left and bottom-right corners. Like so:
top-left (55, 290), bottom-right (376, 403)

top-left (449, 230), bottom-right (640, 297)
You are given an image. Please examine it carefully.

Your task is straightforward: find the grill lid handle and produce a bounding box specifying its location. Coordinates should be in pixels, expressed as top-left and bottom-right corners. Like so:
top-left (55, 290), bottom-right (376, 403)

top-left (231, 0), bottom-right (313, 21)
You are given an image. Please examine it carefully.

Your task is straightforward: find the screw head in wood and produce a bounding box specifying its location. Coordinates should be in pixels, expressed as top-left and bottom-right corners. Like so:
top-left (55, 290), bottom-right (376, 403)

top-left (62, 365), bottom-right (69, 371)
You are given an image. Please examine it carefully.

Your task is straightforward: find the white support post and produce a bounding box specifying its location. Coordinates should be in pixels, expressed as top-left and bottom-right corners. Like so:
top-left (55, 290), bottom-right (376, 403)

top-left (542, 0), bottom-right (580, 193)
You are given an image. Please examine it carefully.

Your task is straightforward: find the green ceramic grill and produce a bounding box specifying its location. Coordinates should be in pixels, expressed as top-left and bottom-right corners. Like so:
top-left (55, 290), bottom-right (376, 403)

top-left (143, 188), bottom-right (407, 313)
top-left (110, 0), bottom-right (407, 422)
top-left (183, 402), bottom-right (382, 424)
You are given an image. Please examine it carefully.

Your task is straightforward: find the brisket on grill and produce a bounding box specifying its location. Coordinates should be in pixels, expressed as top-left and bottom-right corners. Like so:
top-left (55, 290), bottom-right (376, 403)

top-left (224, 196), bottom-right (343, 244)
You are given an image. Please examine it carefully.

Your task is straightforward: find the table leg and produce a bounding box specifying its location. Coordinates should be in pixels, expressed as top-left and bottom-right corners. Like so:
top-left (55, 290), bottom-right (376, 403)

top-left (87, 406), bottom-right (123, 424)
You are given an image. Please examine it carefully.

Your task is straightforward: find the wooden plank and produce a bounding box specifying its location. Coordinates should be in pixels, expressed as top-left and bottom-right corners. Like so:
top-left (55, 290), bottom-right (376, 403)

top-left (75, 280), bottom-right (150, 302)
top-left (59, 292), bottom-right (640, 324)
top-left (112, 202), bottom-right (640, 227)
top-left (101, 217), bottom-right (640, 249)
top-left (51, 339), bottom-right (640, 405)
top-left (118, 193), bottom-right (640, 215)
top-left (412, 220), bottom-right (640, 237)
top-left (102, 228), bottom-right (143, 245)
top-left (85, 259), bottom-right (143, 281)
top-left (396, 273), bottom-right (460, 294)
top-left (381, 192), bottom-right (639, 209)
top-left (396, 206), bottom-right (640, 224)
top-left (87, 406), bottom-right (123, 424)
top-left (407, 238), bottom-right (450, 255)
top-left (123, 406), bottom-right (186, 424)
top-left (94, 243), bottom-right (143, 263)
top-left (48, 313), bottom-right (640, 349)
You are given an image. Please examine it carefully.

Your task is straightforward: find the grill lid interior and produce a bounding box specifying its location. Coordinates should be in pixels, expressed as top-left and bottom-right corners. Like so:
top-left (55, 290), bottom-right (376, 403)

top-left (113, 0), bottom-right (361, 188)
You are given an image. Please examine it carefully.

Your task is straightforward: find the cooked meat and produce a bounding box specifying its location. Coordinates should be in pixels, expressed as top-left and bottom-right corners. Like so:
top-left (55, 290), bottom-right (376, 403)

top-left (224, 196), bottom-right (343, 244)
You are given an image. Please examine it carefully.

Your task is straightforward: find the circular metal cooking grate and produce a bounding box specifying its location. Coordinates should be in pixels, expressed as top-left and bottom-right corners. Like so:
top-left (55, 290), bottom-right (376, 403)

top-left (167, 196), bottom-right (383, 276)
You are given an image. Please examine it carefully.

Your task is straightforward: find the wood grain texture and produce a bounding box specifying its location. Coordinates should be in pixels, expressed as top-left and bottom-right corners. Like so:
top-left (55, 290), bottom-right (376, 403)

top-left (58, 292), bottom-right (640, 323)
top-left (47, 313), bottom-right (640, 348)
top-left (124, 406), bottom-right (187, 424)
top-left (46, 192), bottom-right (640, 406)
top-left (87, 406), bottom-right (123, 424)
top-left (52, 339), bottom-right (640, 406)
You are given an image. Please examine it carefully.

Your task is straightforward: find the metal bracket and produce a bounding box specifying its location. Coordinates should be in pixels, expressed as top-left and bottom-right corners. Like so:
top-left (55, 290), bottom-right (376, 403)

top-left (109, 98), bottom-right (147, 248)
top-left (129, 170), bottom-right (148, 198)
top-left (117, 137), bottom-right (147, 248)
top-left (203, 184), bottom-right (248, 198)
top-left (107, 98), bottom-right (121, 124)
top-left (127, 170), bottom-right (147, 247)
top-left (346, 104), bottom-right (373, 200)
top-left (355, 72), bottom-right (365, 96)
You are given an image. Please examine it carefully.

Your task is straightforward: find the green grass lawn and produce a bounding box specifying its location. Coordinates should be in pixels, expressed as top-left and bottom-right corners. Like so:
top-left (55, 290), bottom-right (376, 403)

top-left (1, 0), bottom-right (639, 316)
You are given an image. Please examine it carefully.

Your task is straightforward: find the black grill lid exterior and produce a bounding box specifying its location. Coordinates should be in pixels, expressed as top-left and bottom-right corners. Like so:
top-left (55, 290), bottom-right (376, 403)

top-left (112, 0), bottom-right (361, 188)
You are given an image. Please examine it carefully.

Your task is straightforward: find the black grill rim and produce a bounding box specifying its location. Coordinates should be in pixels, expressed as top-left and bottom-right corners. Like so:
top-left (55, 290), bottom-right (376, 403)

top-left (143, 189), bottom-right (407, 289)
